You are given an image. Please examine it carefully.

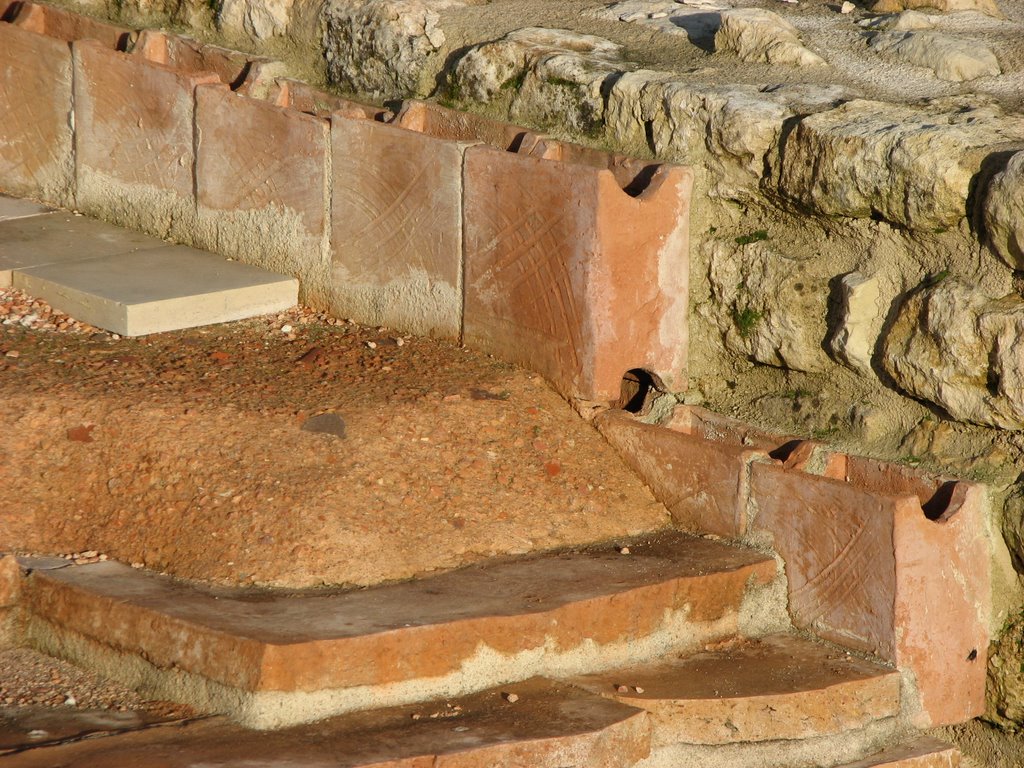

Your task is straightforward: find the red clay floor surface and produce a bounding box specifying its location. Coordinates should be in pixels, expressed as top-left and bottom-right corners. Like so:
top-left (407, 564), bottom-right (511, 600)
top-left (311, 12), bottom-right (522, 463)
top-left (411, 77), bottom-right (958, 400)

top-left (0, 292), bottom-right (670, 588)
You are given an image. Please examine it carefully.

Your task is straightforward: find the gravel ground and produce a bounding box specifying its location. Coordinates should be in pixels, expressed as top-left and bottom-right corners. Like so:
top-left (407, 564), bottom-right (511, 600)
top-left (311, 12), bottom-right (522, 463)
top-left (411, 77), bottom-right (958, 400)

top-left (0, 647), bottom-right (191, 717)
top-left (0, 290), bottom-right (670, 589)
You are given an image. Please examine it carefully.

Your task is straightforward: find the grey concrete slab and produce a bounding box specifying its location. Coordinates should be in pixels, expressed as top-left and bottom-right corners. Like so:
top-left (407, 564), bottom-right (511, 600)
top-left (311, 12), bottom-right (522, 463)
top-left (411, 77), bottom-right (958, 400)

top-left (0, 195), bottom-right (52, 222)
top-left (13, 246), bottom-right (299, 336)
top-left (0, 213), bottom-right (168, 287)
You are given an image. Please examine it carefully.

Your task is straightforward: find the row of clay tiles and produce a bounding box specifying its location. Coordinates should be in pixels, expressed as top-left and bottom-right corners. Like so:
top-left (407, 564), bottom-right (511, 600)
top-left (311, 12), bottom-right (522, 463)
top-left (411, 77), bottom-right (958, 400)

top-left (0, 0), bottom-right (691, 403)
top-left (597, 403), bottom-right (992, 730)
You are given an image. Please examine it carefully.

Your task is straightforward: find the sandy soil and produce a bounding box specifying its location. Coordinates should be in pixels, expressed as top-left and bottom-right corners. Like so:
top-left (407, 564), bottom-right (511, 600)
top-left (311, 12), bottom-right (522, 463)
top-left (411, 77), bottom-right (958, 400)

top-left (0, 292), bottom-right (670, 589)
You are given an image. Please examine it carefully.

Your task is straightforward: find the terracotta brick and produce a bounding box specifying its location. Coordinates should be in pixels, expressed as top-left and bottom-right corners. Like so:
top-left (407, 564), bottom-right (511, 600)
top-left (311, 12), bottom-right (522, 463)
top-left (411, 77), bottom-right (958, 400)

top-left (278, 79), bottom-right (390, 120)
top-left (463, 144), bottom-right (691, 401)
top-left (394, 100), bottom-right (542, 152)
top-left (329, 117), bottom-right (469, 338)
top-left (194, 85), bottom-right (330, 307)
top-left (72, 39), bottom-right (219, 236)
top-left (11, 1), bottom-right (134, 48)
top-left (594, 409), bottom-right (767, 537)
top-left (134, 29), bottom-right (254, 87)
top-left (0, 554), bottom-right (21, 608)
top-left (573, 634), bottom-right (900, 746)
top-left (0, 24), bottom-right (74, 206)
top-left (749, 459), bottom-right (990, 727)
top-left (22, 534), bottom-right (773, 725)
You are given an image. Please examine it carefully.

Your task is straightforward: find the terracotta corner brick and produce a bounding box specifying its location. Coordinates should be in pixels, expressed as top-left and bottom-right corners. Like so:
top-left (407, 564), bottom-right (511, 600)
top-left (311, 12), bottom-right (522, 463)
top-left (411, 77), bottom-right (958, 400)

top-left (194, 85), bottom-right (331, 307)
top-left (749, 456), bottom-right (991, 727)
top-left (595, 409), bottom-right (766, 537)
top-left (463, 145), bottom-right (692, 401)
top-left (329, 117), bottom-right (469, 339)
top-left (0, 22), bottom-right (74, 206)
top-left (11, 1), bottom-right (134, 49)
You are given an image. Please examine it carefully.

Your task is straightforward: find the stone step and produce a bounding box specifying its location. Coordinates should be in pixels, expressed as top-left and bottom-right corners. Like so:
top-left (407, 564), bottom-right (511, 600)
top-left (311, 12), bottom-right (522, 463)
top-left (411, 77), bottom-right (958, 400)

top-left (0, 678), bottom-right (652, 767)
top-left (13, 245), bottom-right (299, 336)
top-left (836, 736), bottom-right (961, 767)
top-left (18, 532), bottom-right (777, 729)
top-left (571, 633), bottom-right (901, 748)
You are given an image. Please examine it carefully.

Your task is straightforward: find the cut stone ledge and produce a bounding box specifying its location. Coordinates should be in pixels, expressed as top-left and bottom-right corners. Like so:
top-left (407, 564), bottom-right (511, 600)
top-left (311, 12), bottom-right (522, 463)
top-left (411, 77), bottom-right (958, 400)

top-left (18, 533), bottom-right (775, 728)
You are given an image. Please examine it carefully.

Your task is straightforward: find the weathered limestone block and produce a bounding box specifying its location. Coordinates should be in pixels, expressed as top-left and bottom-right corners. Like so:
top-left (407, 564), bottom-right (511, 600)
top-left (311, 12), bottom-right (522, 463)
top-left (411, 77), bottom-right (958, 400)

top-left (707, 240), bottom-right (830, 372)
top-left (219, 0), bottom-right (292, 40)
top-left (714, 8), bottom-right (826, 67)
top-left (870, 30), bottom-right (1001, 82)
top-left (859, 9), bottom-right (937, 30)
top-left (453, 28), bottom-right (623, 136)
top-left (987, 608), bottom-right (1024, 729)
top-left (194, 86), bottom-right (331, 309)
top-left (829, 272), bottom-right (883, 376)
top-left (870, 0), bottom-right (1003, 17)
top-left (780, 99), bottom-right (1024, 230)
top-left (0, 23), bottom-right (75, 207)
top-left (984, 150), bottom-right (1024, 270)
top-left (881, 279), bottom-right (1024, 429)
top-left (606, 72), bottom-right (791, 201)
top-left (750, 455), bottom-right (991, 726)
top-left (463, 144), bottom-right (692, 401)
top-left (323, 0), bottom-right (464, 97)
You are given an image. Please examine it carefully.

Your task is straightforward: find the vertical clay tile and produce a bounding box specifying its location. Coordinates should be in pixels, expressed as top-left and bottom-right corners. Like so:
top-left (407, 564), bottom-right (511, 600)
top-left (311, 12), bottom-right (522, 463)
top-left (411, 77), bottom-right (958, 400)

top-left (0, 23), bottom-right (74, 206)
top-left (194, 85), bottom-right (331, 307)
top-left (72, 39), bottom-right (219, 236)
top-left (463, 144), bottom-right (691, 401)
top-left (329, 116), bottom-right (469, 339)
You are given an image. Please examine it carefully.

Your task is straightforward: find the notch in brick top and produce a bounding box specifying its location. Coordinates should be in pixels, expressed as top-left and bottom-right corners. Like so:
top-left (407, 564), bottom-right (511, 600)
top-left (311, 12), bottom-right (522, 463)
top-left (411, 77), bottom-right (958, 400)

top-left (10, 1), bottom-right (134, 49)
top-left (274, 79), bottom-right (390, 121)
top-left (463, 144), bottom-right (692, 401)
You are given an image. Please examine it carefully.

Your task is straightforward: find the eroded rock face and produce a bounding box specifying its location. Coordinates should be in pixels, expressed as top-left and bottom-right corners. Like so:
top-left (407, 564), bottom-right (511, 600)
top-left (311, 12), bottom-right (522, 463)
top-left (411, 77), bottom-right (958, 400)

top-left (881, 279), bottom-right (1024, 429)
top-left (987, 605), bottom-right (1024, 729)
top-left (323, 0), bottom-right (464, 97)
top-left (715, 8), bottom-right (826, 67)
top-left (984, 150), bottom-right (1024, 270)
top-left (870, 0), bottom-right (1003, 18)
top-left (780, 99), bottom-right (1024, 230)
top-left (870, 30), bottom-right (1000, 82)
top-left (452, 28), bottom-right (622, 135)
top-left (219, 0), bottom-right (296, 40)
top-left (707, 240), bottom-right (830, 372)
top-left (829, 272), bottom-right (883, 377)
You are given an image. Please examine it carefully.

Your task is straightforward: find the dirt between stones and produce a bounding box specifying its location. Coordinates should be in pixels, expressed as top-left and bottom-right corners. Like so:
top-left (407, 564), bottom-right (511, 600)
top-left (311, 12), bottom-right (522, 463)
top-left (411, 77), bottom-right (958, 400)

top-left (0, 298), bottom-right (670, 589)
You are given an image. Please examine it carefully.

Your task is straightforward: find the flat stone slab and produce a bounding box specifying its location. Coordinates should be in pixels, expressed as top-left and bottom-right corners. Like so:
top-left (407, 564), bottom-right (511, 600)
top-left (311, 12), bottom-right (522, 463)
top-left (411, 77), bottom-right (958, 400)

top-left (0, 196), bottom-right (51, 223)
top-left (0, 679), bottom-right (651, 767)
top-left (22, 533), bottom-right (775, 727)
top-left (0, 213), bottom-right (166, 287)
top-left (836, 736), bottom-right (961, 767)
top-left (13, 246), bottom-right (299, 336)
top-left (572, 633), bottom-right (900, 746)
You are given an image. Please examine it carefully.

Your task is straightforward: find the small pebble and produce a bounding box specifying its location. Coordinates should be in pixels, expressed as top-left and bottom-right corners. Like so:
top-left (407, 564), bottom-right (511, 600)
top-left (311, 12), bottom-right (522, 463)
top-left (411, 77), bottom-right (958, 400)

top-left (841, 0), bottom-right (855, 11)
top-left (634, 686), bottom-right (645, 694)
top-left (366, 341), bottom-right (377, 350)
top-left (616, 684), bottom-right (630, 693)
top-left (619, 546), bottom-right (631, 555)
top-left (280, 325), bottom-right (293, 334)
top-left (503, 692), bottom-right (519, 703)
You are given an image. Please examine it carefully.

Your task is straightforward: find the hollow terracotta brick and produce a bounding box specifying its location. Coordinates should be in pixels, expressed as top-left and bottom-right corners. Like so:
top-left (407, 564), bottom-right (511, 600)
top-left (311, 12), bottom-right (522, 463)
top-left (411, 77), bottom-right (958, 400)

top-left (10, 1), bottom-right (134, 48)
top-left (329, 116), bottom-right (469, 338)
top-left (72, 39), bottom-right (219, 236)
top-left (462, 145), bottom-right (692, 401)
top-left (394, 100), bottom-right (542, 152)
top-left (0, 24), bottom-right (74, 206)
top-left (194, 85), bottom-right (331, 307)
top-left (277, 79), bottom-right (390, 120)
top-left (749, 459), bottom-right (990, 727)
top-left (594, 409), bottom-right (767, 537)
top-left (134, 29), bottom-right (254, 87)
